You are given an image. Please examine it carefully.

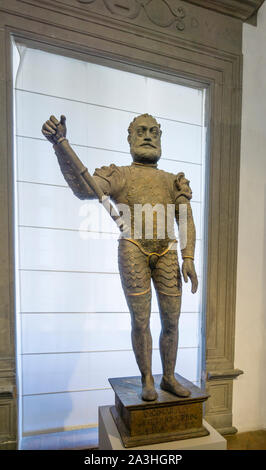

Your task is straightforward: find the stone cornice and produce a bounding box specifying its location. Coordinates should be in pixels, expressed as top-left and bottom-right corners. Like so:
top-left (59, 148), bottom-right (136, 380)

top-left (182, 0), bottom-right (265, 22)
top-left (207, 369), bottom-right (244, 381)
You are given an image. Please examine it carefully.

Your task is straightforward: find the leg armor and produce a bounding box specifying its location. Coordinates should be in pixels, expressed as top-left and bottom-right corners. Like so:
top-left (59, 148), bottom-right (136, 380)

top-left (152, 247), bottom-right (182, 297)
top-left (118, 239), bottom-right (157, 400)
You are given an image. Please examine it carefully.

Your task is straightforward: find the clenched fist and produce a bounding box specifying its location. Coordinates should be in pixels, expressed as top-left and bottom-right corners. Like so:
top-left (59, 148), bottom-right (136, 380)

top-left (42, 115), bottom-right (67, 144)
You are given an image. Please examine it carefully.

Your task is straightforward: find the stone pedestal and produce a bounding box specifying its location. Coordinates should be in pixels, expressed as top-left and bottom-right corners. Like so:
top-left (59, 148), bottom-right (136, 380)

top-left (99, 406), bottom-right (227, 450)
top-left (108, 374), bottom-right (210, 448)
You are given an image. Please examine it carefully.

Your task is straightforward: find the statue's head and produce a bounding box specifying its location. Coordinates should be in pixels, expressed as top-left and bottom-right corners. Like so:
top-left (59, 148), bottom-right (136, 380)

top-left (128, 113), bottom-right (162, 164)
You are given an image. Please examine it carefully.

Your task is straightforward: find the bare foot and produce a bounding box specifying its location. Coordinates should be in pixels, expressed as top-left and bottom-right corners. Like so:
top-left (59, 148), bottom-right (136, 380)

top-left (141, 375), bottom-right (158, 401)
top-left (160, 376), bottom-right (191, 397)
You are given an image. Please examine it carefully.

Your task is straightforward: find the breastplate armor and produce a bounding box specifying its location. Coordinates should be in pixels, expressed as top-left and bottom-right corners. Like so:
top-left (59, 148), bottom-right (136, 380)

top-left (117, 165), bottom-right (176, 254)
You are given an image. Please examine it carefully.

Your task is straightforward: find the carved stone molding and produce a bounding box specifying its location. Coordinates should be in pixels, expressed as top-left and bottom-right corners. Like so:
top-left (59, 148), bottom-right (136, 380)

top-left (0, 399), bottom-right (16, 449)
top-left (16, 0), bottom-right (242, 54)
top-left (207, 369), bottom-right (244, 381)
top-left (78, 0), bottom-right (187, 31)
top-left (0, 385), bottom-right (14, 399)
top-left (182, 0), bottom-right (265, 21)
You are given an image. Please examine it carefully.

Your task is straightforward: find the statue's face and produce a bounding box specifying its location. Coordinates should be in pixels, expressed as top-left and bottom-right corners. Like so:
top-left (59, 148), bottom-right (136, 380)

top-left (128, 116), bottom-right (162, 164)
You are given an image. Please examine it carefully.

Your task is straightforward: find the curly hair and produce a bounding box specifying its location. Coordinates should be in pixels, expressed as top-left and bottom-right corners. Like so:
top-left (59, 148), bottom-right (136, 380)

top-left (128, 113), bottom-right (161, 136)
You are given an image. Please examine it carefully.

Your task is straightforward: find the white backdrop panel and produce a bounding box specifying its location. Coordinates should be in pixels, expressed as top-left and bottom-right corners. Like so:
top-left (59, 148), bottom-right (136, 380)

top-left (22, 389), bottom-right (115, 433)
top-left (14, 45), bottom-right (205, 432)
top-left (16, 137), bottom-right (131, 186)
top-left (19, 226), bottom-right (202, 274)
top-left (20, 270), bottom-right (127, 313)
top-left (22, 348), bottom-right (199, 395)
top-left (19, 228), bottom-right (119, 273)
top-left (18, 182), bottom-right (202, 236)
top-left (18, 183), bottom-right (117, 234)
top-left (20, 270), bottom-right (201, 313)
top-left (15, 91), bottom-right (202, 164)
top-left (17, 136), bottom-right (202, 197)
top-left (21, 312), bottom-right (200, 353)
top-left (16, 47), bottom-right (203, 126)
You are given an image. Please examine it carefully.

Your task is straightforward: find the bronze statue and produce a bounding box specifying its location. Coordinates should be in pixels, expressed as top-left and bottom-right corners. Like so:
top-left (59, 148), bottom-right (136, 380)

top-left (42, 113), bottom-right (198, 402)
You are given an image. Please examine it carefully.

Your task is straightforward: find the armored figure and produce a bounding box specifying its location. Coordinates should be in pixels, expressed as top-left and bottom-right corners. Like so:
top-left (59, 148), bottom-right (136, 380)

top-left (42, 113), bottom-right (198, 401)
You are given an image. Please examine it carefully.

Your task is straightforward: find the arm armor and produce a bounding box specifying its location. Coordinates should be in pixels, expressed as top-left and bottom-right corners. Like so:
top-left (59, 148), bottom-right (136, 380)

top-left (174, 172), bottom-right (196, 260)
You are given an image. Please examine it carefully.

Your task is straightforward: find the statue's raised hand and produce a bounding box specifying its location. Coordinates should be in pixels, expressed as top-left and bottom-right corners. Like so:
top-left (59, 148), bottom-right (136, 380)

top-left (42, 115), bottom-right (66, 144)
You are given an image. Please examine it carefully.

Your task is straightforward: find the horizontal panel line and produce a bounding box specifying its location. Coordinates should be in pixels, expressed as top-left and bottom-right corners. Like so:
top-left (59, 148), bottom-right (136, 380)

top-left (22, 379), bottom-right (198, 397)
top-left (17, 135), bottom-right (203, 167)
top-left (17, 179), bottom-right (70, 189)
top-left (18, 224), bottom-right (202, 241)
top-left (18, 225), bottom-right (119, 235)
top-left (15, 135), bottom-right (203, 166)
top-left (19, 268), bottom-right (119, 274)
top-left (15, 88), bottom-right (203, 128)
top-left (19, 269), bottom-right (203, 278)
top-left (21, 346), bottom-right (199, 355)
top-left (22, 387), bottom-right (112, 397)
top-left (17, 134), bottom-right (131, 155)
top-left (19, 311), bottom-right (200, 315)
top-left (16, 180), bottom-right (202, 204)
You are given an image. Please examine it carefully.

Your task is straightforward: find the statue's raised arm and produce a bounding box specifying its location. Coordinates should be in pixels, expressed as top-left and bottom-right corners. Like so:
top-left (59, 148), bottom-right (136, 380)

top-left (41, 115), bottom-right (126, 232)
top-left (42, 114), bottom-right (97, 200)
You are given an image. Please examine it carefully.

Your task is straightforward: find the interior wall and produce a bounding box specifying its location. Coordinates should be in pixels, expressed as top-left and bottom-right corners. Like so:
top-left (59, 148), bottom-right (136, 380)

top-left (234, 2), bottom-right (266, 432)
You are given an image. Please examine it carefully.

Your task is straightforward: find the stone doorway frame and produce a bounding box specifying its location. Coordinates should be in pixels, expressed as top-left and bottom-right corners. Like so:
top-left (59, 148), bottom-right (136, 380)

top-left (0, 0), bottom-right (243, 448)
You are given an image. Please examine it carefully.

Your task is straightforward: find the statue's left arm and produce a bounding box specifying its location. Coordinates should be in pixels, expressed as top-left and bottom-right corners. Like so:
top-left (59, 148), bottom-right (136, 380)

top-left (175, 172), bottom-right (198, 294)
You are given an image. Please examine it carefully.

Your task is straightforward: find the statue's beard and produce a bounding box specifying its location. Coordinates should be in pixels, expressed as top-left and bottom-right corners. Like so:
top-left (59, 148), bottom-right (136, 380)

top-left (130, 144), bottom-right (161, 164)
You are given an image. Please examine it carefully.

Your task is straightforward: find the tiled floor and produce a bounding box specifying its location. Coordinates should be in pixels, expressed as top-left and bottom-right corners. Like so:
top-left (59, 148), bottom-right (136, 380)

top-left (225, 430), bottom-right (266, 450)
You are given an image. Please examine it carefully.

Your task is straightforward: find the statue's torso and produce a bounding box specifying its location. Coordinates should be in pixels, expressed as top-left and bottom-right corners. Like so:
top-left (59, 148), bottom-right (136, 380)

top-left (112, 164), bottom-right (176, 253)
top-left (115, 164), bottom-right (173, 204)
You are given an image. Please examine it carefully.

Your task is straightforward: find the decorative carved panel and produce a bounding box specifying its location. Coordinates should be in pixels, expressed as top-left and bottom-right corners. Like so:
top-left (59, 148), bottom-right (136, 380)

top-left (205, 380), bottom-right (236, 433)
top-left (16, 0), bottom-right (243, 54)
top-left (78, 0), bottom-right (187, 30)
top-left (0, 401), bottom-right (13, 438)
top-left (207, 383), bottom-right (229, 413)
